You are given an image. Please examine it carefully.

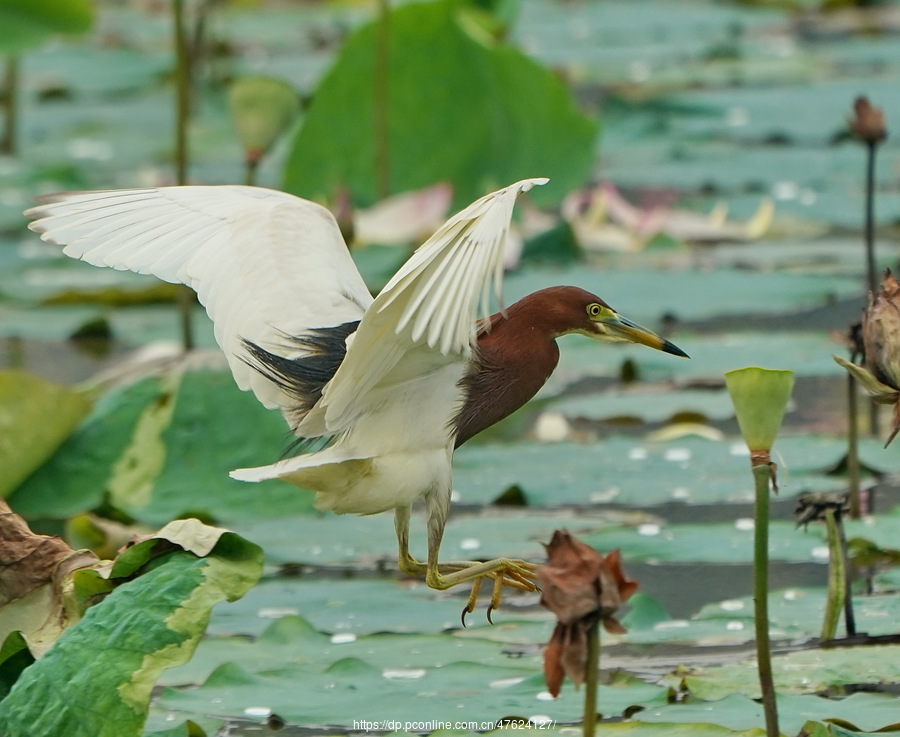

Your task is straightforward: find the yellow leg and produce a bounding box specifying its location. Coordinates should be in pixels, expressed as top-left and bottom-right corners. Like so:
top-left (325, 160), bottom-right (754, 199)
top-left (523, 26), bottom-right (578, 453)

top-left (393, 505), bottom-right (538, 621)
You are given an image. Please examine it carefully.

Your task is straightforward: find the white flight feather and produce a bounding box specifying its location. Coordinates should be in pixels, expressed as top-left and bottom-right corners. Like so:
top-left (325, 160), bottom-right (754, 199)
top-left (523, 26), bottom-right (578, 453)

top-left (26, 186), bottom-right (372, 414)
top-left (303, 177), bottom-right (548, 435)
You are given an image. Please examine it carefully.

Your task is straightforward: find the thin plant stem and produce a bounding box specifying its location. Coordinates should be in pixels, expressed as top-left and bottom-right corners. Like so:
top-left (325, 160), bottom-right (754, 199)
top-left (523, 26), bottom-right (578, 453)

top-left (1, 55), bottom-right (19, 156)
top-left (864, 141), bottom-right (877, 296)
top-left (837, 509), bottom-right (856, 637)
top-left (847, 372), bottom-right (861, 519)
top-left (244, 158), bottom-right (258, 186)
top-left (752, 462), bottom-right (779, 737)
top-left (173, 0), bottom-right (189, 185)
top-left (173, 0), bottom-right (195, 350)
top-left (821, 507), bottom-right (845, 641)
top-left (582, 618), bottom-right (600, 737)
top-left (864, 140), bottom-right (879, 436)
top-left (373, 0), bottom-right (390, 200)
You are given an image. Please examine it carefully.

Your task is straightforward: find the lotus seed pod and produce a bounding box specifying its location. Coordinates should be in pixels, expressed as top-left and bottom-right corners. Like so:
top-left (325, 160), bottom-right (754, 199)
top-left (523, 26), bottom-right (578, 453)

top-left (724, 367), bottom-right (794, 452)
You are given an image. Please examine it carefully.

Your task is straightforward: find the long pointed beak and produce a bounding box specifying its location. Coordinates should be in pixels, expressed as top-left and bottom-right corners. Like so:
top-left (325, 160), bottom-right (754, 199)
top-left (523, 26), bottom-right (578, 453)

top-left (599, 314), bottom-right (689, 358)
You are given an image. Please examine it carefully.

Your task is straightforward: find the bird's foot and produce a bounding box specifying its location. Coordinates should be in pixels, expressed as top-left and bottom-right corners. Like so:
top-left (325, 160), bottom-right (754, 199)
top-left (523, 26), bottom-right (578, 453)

top-left (424, 558), bottom-right (538, 625)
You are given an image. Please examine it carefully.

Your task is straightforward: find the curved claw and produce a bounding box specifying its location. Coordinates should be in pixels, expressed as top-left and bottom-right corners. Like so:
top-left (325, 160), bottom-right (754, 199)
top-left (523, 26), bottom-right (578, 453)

top-left (466, 560), bottom-right (538, 624)
top-left (425, 558), bottom-right (539, 624)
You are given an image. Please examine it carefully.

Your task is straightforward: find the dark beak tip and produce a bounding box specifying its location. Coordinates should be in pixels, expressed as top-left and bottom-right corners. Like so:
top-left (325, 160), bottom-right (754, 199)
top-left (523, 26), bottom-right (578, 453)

top-left (664, 341), bottom-right (690, 359)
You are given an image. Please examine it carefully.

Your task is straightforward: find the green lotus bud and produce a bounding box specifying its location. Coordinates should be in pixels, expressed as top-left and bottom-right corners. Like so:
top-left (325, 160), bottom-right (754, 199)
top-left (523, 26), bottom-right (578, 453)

top-left (228, 76), bottom-right (300, 164)
top-left (725, 367), bottom-right (794, 452)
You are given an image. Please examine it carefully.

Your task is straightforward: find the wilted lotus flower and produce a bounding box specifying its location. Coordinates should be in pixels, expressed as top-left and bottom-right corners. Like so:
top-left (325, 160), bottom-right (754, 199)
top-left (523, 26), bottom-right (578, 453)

top-left (834, 270), bottom-right (900, 446)
top-left (537, 531), bottom-right (637, 697)
top-left (849, 96), bottom-right (887, 145)
top-left (863, 271), bottom-right (900, 388)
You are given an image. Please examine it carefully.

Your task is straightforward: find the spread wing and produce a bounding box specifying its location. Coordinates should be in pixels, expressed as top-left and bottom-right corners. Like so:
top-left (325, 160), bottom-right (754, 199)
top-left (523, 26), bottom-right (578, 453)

top-left (299, 177), bottom-right (548, 436)
top-left (26, 186), bottom-right (372, 413)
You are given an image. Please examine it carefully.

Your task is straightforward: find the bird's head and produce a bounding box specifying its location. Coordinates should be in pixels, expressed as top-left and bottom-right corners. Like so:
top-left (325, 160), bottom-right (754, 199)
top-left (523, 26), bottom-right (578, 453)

top-left (531, 286), bottom-right (689, 358)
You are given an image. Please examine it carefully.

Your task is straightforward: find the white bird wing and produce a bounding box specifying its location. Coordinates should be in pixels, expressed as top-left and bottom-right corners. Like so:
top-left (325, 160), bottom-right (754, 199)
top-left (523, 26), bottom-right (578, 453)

top-left (26, 186), bottom-right (373, 412)
top-left (301, 177), bottom-right (548, 435)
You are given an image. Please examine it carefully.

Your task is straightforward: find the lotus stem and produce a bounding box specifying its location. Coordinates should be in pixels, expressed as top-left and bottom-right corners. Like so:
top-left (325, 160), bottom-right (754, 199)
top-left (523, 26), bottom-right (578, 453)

top-left (374, 0), bottom-right (391, 200)
top-left (244, 157), bottom-right (259, 187)
top-left (173, 0), bottom-right (194, 350)
top-left (865, 140), bottom-right (881, 437)
top-left (752, 461), bottom-right (778, 737)
top-left (1, 55), bottom-right (18, 155)
top-left (864, 141), bottom-right (877, 296)
top-left (174, 0), bottom-right (189, 185)
top-left (847, 371), bottom-right (861, 519)
top-left (583, 617), bottom-right (600, 737)
top-left (839, 519), bottom-right (856, 637)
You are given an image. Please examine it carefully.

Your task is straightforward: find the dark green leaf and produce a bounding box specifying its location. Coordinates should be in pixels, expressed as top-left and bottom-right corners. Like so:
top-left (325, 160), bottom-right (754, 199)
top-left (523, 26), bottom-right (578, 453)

top-left (0, 0), bottom-right (93, 53)
top-left (282, 0), bottom-right (595, 209)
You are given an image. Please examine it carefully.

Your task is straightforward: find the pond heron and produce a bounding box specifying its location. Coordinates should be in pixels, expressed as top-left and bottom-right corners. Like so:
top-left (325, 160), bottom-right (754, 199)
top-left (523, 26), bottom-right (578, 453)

top-left (26, 178), bottom-right (687, 617)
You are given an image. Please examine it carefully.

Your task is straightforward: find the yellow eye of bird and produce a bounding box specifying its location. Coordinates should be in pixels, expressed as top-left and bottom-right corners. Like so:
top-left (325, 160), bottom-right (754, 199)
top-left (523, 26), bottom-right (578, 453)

top-left (587, 303), bottom-right (604, 318)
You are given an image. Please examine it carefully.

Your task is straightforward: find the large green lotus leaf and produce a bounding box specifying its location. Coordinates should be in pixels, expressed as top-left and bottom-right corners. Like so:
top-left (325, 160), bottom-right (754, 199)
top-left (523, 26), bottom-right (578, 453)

top-left (464, 726), bottom-right (769, 737)
top-left (689, 586), bottom-right (900, 643)
top-left (670, 644), bottom-right (900, 703)
top-left (0, 370), bottom-right (91, 498)
top-left (158, 617), bottom-right (667, 727)
top-left (8, 375), bottom-right (165, 520)
top-left (584, 519), bottom-right (823, 565)
top-left (206, 578), bottom-right (900, 659)
top-left (164, 614), bottom-right (525, 686)
top-left (282, 0), bottom-right (595, 209)
top-left (795, 723), bottom-right (882, 737)
top-left (452, 436), bottom-right (861, 509)
top-left (201, 574), bottom-right (550, 640)
top-left (591, 495), bottom-right (900, 565)
top-left (473, 585), bottom-right (900, 650)
top-left (0, 0), bottom-right (92, 54)
top-left (566, 725), bottom-right (767, 737)
top-left (9, 368), bottom-right (316, 525)
top-left (211, 577), bottom-right (480, 640)
top-left (637, 691), bottom-right (900, 737)
top-left (142, 711), bottom-right (221, 737)
top-left (122, 369), bottom-right (316, 526)
top-left (0, 531), bottom-right (263, 737)
top-left (230, 508), bottom-right (613, 572)
top-left (625, 586), bottom-right (900, 648)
